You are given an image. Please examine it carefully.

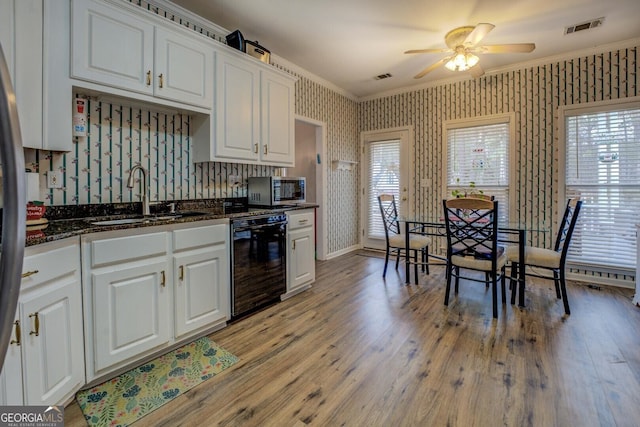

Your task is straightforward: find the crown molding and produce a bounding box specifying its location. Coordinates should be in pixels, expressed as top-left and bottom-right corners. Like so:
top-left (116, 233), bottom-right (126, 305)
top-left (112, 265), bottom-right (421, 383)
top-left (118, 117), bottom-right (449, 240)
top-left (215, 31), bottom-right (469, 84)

top-left (127, 2), bottom-right (640, 105)
top-left (358, 37), bottom-right (640, 102)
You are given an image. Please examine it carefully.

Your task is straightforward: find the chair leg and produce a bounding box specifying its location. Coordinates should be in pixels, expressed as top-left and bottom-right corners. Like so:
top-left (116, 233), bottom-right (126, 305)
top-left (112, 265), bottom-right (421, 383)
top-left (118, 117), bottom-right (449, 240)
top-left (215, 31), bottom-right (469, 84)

top-left (395, 250), bottom-right (401, 270)
top-left (501, 269), bottom-right (506, 304)
top-left (492, 275), bottom-right (498, 319)
top-left (413, 250), bottom-right (418, 284)
top-left (510, 263), bottom-right (518, 305)
top-left (383, 246), bottom-right (390, 277)
top-left (424, 247), bottom-right (430, 275)
top-left (559, 269), bottom-right (571, 315)
top-left (485, 272), bottom-right (490, 288)
top-left (454, 267), bottom-right (460, 294)
top-left (444, 263), bottom-right (452, 306)
top-left (553, 271), bottom-right (561, 299)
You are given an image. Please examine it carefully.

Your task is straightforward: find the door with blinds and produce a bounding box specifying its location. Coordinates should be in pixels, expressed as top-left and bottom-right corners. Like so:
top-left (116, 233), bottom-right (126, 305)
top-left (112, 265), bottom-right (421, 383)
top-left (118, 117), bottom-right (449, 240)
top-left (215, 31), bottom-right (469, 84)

top-left (361, 129), bottom-right (411, 250)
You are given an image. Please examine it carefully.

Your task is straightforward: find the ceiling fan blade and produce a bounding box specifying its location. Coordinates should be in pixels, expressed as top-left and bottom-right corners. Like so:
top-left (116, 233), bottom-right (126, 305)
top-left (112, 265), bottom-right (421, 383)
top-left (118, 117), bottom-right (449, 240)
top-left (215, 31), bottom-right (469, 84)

top-left (468, 63), bottom-right (485, 78)
top-left (414, 57), bottom-right (450, 79)
top-left (473, 43), bottom-right (536, 54)
top-left (405, 48), bottom-right (452, 54)
top-left (463, 23), bottom-right (495, 47)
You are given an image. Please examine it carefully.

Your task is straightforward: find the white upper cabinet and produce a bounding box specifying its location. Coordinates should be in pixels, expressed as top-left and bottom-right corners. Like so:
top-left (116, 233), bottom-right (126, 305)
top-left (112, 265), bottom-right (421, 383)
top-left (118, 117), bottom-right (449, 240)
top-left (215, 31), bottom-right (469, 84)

top-left (0, 0), bottom-right (72, 151)
top-left (154, 27), bottom-right (213, 107)
top-left (193, 49), bottom-right (297, 166)
top-left (213, 50), bottom-right (261, 161)
top-left (72, 0), bottom-right (213, 109)
top-left (261, 70), bottom-right (295, 164)
top-left (71, 0), bottom-right (154, 96)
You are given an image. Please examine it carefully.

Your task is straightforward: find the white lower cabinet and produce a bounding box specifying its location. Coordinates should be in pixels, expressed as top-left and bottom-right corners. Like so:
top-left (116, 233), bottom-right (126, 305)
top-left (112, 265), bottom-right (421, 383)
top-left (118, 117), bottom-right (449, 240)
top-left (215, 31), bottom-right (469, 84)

top-left (82, 229), bottom-right (170, 381)
top-left (173, 224), bottom-right (230, 339)
top-left (0, 238), bottom-right (84, 405)
top-left (82, 221), bottom-right (230, 383)
top-left (0, 313), bottom-right (23, 405)
top-left (284, 209), bottom-right (316, 298)
top-left (91, 258), bottom-right (171, 374)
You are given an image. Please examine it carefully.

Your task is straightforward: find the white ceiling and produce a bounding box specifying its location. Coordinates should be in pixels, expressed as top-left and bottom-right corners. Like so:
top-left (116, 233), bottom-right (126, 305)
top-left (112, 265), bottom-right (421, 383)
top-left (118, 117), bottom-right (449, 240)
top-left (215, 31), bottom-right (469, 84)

top-left (170, 0), bottom-right (640, 98)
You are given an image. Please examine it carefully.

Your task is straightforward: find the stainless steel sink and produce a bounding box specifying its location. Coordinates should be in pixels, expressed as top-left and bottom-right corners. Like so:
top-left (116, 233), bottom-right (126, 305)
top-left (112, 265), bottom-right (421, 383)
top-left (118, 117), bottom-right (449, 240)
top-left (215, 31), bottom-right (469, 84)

top-left (89, 211), bottom-right (207, 226)
top-left (90, 218), bottom-right (149, 226)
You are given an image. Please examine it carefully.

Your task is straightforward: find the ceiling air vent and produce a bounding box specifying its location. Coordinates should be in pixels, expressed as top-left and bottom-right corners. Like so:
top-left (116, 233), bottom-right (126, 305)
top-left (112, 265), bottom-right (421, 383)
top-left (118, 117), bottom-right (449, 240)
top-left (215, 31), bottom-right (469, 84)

top-left (374, 73), bottom-right (392, 80)
top-left (565, 17), bottom-right (604, 35)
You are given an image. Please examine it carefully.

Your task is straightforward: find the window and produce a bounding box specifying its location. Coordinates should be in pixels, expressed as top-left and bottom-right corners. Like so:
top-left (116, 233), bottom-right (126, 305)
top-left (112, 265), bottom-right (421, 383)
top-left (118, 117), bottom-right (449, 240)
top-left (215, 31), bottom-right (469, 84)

top-left (366, 139), bottom-right (401, 241)
top-left (444, 115), bottom-right (513, 221)
top-left (564, 101), bottom-right (640, 270)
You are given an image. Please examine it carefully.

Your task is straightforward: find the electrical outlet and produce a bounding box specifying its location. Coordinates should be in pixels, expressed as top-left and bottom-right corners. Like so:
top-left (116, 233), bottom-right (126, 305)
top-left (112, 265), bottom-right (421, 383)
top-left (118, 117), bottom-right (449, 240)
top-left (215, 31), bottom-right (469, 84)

top-left (47, 170), bottom-right (63, 189)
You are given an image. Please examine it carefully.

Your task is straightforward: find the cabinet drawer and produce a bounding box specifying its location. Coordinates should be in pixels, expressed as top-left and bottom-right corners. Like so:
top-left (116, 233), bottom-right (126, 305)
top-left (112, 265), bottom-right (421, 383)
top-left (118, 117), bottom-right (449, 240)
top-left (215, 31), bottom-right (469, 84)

top-left (173, 224), bottom-right (227, 251)
top-left (90, 232), bottom-right (167, 267)
top-left (22, 240), bottom-right (80, 290)
top-left (287, 211), bottom-right (314, 230)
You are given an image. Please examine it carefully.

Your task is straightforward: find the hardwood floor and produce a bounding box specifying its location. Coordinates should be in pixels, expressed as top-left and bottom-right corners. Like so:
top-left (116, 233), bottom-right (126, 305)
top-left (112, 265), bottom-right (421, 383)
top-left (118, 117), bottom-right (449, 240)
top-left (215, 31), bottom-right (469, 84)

top-left (65, 250), bottom-right (640, 426)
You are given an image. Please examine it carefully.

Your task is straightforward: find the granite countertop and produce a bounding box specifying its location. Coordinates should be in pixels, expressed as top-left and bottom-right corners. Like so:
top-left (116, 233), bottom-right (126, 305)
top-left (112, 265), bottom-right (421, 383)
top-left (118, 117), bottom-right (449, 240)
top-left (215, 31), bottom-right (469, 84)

top-left (20, 200), bottom-right (318, 247)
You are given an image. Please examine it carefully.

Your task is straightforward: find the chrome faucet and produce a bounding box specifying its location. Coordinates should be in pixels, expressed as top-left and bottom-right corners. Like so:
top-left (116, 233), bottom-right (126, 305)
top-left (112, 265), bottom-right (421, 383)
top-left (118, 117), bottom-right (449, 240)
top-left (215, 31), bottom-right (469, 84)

top-left (127, 165), bottom-right (150, 216)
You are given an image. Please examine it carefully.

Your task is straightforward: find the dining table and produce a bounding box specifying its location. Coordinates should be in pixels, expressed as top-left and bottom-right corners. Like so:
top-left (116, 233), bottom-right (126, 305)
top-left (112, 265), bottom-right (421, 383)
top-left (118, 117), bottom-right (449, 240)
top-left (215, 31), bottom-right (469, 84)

top-left (396, 215), bottom-right (548, 308)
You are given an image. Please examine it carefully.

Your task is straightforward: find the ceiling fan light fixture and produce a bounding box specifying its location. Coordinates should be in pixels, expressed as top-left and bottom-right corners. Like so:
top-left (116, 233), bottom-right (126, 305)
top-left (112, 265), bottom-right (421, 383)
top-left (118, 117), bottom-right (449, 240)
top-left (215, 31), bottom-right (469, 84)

top-left (445, 52), bottom-right (479, 72)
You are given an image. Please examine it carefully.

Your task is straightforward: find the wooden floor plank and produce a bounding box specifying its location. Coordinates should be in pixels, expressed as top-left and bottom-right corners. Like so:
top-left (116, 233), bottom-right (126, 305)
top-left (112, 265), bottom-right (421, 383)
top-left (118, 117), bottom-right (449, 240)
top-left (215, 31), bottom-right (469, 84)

top-left (63, 250), bottom-right (640, 426)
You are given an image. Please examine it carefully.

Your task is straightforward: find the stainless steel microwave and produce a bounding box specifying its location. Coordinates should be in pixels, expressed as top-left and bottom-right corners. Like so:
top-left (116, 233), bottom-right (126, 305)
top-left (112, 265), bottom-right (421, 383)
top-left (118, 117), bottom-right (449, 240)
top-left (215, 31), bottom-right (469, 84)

top-left (248, 176), bottom-right (306, 206)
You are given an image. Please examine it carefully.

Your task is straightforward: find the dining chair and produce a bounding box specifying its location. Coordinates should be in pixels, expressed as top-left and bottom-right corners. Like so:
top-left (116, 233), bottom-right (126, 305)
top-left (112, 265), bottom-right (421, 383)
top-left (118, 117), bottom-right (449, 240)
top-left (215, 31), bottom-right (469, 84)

top-left (506, 198), bottom-right (583, 315)
top-left (377, 194), bottom-right (431, 282)
top-left (443, 197), bottom-right (507, 319)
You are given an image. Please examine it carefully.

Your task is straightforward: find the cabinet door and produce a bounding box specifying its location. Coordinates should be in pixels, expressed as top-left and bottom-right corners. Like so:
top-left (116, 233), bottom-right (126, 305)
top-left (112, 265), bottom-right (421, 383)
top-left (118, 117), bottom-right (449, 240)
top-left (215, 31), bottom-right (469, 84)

top-left (20, 279), bottom-right (84, 405)
top-left (173, 245), bottom-right (229, 338)
top-left (261, 70), bottom-right (295, 166)
top-left (154, 27), bottom-right (213, 108)
top-left (0, 0), bottom-right (44, 149)
top-left (215, 52), bottom-right (260, 161)
top-left (0, 315), bottom-right (23, 405)
top-left (71, 0), bottom-right (154, 95)
top-left (288, 227), bottom-right (315, 290)
top-left (90, 260), bottom-right (170, 373)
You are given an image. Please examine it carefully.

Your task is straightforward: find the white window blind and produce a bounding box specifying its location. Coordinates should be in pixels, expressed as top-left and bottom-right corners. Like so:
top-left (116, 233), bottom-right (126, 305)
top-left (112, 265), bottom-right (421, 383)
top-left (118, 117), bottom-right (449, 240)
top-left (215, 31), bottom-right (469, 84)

top-left (446, 122), bottom-right (510, 221)
top-left (367, 139), bottom-right (400, 240)
top-left (565, 107), bottom-right (640, 270)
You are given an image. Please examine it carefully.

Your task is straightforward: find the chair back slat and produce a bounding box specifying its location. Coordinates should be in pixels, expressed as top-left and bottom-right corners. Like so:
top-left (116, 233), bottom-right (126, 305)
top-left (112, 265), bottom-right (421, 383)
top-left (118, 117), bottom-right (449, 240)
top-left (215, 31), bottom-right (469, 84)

top-left (555, 198), bottom-right (583, 259)
top-left (378, 194), bottom-right (400, 238)
top-left (443, 198), bottom-right (499, 263)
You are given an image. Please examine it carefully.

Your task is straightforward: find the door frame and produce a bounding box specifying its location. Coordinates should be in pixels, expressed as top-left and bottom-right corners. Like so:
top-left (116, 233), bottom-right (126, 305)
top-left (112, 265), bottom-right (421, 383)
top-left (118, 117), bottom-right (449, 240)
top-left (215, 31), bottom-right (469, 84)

top-left (295, 115), bottom-right (328, 261)
top-left (360, 126), bottom-right (414, 250)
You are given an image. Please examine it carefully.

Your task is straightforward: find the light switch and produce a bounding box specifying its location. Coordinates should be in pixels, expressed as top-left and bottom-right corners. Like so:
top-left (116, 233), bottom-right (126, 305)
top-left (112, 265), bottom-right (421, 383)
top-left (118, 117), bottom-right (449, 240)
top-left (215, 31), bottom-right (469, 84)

top-left (47, 170), bottom-right (63, 189)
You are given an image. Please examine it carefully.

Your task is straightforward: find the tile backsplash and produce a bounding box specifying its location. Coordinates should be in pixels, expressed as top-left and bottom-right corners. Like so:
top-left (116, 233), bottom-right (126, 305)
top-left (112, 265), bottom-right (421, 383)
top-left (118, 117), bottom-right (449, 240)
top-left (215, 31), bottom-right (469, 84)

top-left (28, 96), bottom-right (276, 206)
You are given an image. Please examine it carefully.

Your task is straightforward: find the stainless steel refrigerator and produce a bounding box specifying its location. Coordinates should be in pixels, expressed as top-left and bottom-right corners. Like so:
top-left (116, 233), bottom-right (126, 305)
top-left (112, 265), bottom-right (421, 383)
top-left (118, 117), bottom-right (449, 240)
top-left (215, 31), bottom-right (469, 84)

top-left (0, 43), bottom-right (26, 370)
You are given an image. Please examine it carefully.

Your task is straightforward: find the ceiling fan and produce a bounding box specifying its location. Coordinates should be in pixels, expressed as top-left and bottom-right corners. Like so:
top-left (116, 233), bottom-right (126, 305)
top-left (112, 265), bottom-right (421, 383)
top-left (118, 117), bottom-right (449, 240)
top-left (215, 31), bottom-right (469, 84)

top-left (405, 23), bottom-right (535, 79)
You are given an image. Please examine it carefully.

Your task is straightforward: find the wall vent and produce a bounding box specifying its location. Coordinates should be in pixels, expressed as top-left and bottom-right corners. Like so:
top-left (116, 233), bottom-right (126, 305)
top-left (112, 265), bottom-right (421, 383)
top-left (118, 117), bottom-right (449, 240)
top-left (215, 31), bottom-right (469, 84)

top-left (565, 17), bottom-right (604, 35)
top-left (374, 73), bottom-right (392, 80)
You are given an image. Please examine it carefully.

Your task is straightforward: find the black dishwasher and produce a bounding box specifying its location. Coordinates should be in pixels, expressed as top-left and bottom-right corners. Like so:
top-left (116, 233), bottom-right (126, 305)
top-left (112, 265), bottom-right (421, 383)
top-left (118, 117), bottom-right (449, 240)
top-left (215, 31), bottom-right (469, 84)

top-left (230, 213), bottom-right (287, 319)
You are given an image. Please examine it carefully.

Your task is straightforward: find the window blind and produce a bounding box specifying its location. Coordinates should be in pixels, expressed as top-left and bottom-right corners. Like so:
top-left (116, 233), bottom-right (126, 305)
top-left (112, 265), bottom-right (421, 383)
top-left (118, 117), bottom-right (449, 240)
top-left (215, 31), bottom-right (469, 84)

top-left (446, 123), bottom-right (510, 221)
top-left (565, 107), bottom-right (640, 270)
top-left (367, 139), bottom-right (400, 240)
